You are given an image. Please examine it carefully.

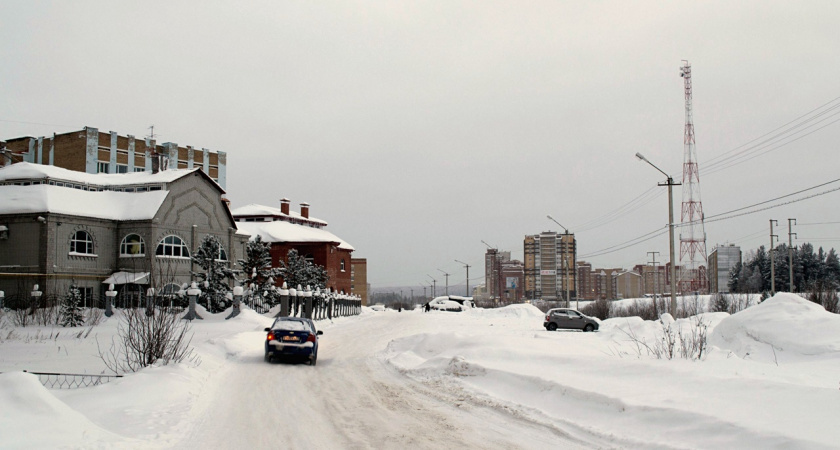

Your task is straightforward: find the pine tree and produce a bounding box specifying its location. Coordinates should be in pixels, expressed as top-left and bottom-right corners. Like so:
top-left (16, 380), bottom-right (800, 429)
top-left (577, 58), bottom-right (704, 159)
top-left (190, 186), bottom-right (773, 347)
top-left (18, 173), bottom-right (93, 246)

top-left (60, 284), bottom-right (85, 327)
top-left (279, 249), bottom-right (328, 290)
top-left (191, 235), bottom-right (237, 313)
top-left (237, 235), bottom-right (280, 311)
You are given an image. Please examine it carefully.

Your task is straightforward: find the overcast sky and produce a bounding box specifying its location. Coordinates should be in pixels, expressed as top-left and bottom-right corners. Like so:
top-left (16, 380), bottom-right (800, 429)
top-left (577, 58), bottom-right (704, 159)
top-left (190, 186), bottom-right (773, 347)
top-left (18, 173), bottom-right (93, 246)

top-left (2, 1), bottom-right (839, 290)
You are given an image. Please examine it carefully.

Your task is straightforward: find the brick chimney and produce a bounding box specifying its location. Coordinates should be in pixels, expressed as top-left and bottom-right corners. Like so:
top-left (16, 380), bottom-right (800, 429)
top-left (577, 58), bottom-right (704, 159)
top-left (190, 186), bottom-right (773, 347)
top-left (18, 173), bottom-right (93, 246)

top-left (300, 202), bottom-right (310, 219)
top-left (280, 198), bottom-right (290, 215)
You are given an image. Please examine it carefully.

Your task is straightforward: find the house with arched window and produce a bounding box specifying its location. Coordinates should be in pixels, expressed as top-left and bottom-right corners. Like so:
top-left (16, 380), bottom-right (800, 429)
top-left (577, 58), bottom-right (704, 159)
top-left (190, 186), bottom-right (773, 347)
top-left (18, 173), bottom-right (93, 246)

top-left (0, 162), bottom-right (248, 301)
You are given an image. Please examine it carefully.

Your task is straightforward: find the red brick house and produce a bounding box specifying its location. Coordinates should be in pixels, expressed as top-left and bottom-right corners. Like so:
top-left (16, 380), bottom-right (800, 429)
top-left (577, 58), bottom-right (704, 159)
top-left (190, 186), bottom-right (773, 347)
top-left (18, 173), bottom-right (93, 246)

top-left (231, 199), bottom-right (354, 294)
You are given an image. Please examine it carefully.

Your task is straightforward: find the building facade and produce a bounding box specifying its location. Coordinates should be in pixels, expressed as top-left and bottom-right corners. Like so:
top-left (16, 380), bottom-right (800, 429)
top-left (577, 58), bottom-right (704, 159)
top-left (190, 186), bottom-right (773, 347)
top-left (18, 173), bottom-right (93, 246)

top-left (499, 259), bottom-right (524, 302)
top-left (484, 248), bottom-right (510, 299)
top-left (232, 200), bottom-right (355, 295)
top-left (2, 127), bottom-right (227, 189)
top-left (0, 162), bottom-right (246, 301)
top-left (351, 258), bottom-right (368, 305)
top-left (614, 270), bottom-right (643, 299)
top-left (708, 244), bottom-right (741, 293)
top-left (524, 232), bottom-right (576, 302)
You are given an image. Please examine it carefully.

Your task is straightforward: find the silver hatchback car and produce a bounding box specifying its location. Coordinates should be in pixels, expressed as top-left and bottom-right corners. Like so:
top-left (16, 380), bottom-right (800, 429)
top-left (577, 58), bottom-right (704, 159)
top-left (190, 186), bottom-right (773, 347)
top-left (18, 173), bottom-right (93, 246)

top-left (544, 308), bottom-right (599, 332)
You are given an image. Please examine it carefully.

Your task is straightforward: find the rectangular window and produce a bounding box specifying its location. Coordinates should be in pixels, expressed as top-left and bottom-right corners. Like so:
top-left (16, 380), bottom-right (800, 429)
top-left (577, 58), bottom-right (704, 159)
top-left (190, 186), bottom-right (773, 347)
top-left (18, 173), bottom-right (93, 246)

top-left (115, 164), bottom-right (128, 174)
top-left (97, 162), bottom-right (109, 173)
top-left (134, 167), bottom-right (145, 173)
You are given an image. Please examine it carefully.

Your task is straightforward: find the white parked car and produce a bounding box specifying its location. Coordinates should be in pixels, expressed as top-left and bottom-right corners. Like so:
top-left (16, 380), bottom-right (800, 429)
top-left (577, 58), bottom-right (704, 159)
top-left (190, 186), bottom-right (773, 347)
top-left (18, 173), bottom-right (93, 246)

top-left (427, 295), bottom-right (476, 312)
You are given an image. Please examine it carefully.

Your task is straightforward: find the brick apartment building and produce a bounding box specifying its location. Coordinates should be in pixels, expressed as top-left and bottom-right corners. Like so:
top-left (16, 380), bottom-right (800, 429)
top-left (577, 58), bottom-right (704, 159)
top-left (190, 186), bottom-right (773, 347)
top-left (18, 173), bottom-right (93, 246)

top-left (2, 127), bottom-right (227, 189)
top-left (524, 232), bottom-right (576, 301)
top-left (351, 258), bottom-right (369, 305)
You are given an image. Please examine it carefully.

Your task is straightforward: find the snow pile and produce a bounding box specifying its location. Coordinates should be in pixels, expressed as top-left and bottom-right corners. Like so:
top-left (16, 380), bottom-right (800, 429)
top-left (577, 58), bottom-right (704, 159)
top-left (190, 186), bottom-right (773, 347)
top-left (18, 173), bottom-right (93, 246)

top-left (467, 303), bottom-right (544, 319)
top-left (0, 371), bottom-right (129, 449)
top-left (711, 293), bottom-right (840, 357)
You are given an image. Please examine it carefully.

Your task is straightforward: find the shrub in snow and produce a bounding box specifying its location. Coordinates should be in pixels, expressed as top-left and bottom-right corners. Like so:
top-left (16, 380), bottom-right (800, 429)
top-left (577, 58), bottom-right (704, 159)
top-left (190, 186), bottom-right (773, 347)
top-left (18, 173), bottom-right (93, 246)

top-left (191, 235), bottom-right (237, 313)
top-left (59, 285), bottom-right (85, 328)
top-left (237, 235), bottom-right (280, 311)
top-left (97, 307), bottom-right (197, 374)
top-left (278, 249), bottom-right (328, 290)
top-left (613, 315), bottom-right (710, 361)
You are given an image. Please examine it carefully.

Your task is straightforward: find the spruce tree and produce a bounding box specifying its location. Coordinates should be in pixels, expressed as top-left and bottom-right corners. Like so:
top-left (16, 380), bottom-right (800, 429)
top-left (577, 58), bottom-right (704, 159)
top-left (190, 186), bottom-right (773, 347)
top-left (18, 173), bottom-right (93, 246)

top-left (60, 284), bottom-right (85, 327)
top-left (279, 249), bottom-right (328, 290)
top-left (191, 235), bottom-right (237, 313)
top-left (237, 235), bottom-right (280, 311)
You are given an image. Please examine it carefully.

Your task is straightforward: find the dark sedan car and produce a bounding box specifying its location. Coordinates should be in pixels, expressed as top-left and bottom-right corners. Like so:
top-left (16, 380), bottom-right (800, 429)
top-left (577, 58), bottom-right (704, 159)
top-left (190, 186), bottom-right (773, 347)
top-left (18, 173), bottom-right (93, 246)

top-left (544, 308), bottom-right (599, 332)
top-left (264, 317), bottom-right (323, 365)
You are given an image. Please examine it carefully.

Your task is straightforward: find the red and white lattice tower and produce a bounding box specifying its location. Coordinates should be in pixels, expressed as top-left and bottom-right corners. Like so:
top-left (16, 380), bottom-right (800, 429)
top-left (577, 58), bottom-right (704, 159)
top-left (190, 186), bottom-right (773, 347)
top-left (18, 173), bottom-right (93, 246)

top-left (678, 61), bottom-right (708, 293)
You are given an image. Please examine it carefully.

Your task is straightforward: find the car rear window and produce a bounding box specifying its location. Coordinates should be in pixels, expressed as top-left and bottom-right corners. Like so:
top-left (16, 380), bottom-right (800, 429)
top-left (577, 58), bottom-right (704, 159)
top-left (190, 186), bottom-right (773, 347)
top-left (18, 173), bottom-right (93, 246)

top-left (272, 320), bottom-right (308, 331)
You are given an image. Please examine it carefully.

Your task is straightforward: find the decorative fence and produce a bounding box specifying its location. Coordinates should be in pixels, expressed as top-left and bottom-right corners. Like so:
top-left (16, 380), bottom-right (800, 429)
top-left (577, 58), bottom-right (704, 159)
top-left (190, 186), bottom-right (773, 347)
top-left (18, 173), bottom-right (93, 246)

top-left (22, 371), bottom-right (123, 389)
top-left (1, 283), bottom-right (362, 324)
top-left (245, 285), bottom-right (362, 320)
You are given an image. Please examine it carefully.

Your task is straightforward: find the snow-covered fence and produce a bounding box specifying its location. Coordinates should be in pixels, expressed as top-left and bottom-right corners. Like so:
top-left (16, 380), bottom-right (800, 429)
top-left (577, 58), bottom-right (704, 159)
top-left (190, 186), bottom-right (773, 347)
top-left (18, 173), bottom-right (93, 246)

top-left (273, 285), bottom-right (361, 320)
top-left (20, 370), bottom-right (123, 389)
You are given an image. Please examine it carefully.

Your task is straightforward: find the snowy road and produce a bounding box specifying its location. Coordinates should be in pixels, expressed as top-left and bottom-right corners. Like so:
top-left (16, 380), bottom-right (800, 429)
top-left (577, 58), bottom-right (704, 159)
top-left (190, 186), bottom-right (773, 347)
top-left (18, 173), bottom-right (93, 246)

top-left (174, 312), bottom-right (609, 450)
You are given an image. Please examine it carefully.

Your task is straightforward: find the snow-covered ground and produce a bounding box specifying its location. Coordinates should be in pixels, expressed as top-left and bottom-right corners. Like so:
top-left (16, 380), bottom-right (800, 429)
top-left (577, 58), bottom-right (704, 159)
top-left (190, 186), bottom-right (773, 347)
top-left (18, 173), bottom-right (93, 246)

top-left (1, 293), bottom-right (839, 449)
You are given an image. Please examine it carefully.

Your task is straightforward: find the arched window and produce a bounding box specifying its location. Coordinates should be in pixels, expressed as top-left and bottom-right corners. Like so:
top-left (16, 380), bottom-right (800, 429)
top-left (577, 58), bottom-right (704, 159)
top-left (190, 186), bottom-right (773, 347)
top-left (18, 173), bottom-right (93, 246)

top-left (155, 235), bottom-right (190, 258)
top-left (120, 234), bottom-right (146, 256)
top-left (218, 247), bottom-right (228, 261)
top-left (340, 259), bottom-right (346, 272)
top-left (70, 230), bottom-right (94, 254)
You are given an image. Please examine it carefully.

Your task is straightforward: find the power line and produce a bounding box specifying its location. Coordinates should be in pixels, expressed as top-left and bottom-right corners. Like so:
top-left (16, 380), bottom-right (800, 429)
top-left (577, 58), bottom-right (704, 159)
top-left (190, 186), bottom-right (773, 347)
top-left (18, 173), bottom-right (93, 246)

top-left (582, 176), bottom-right (840, 259)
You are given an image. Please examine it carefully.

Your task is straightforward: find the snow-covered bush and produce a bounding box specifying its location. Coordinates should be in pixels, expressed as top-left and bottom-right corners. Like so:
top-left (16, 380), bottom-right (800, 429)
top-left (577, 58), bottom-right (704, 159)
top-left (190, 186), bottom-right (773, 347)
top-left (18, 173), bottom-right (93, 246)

top-left (59, 285), bottom-right (85, 327)
top-left (191, 235), bottom-right (237, 313)
top-left (97, 307), bottom-right (197, 374)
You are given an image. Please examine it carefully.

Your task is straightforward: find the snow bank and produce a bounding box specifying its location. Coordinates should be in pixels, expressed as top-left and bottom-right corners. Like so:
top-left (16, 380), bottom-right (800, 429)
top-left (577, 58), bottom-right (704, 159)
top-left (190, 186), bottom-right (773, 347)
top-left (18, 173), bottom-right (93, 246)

top-left (467, 303), bottom-right (544, 319)
top-left (0, 371), bottom-right (129, 449)
top-left (711, 293), bottom-right (840, 357)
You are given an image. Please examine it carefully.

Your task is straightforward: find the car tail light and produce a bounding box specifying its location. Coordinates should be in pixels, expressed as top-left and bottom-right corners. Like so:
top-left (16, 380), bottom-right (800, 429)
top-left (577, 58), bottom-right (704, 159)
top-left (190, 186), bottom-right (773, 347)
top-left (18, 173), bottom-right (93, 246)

top-left (267, 332), bottom-right (275, 341)
top-left (306, 333), bottom-right (316, 343)
top-left (545, 316), bottom-right (550, 322)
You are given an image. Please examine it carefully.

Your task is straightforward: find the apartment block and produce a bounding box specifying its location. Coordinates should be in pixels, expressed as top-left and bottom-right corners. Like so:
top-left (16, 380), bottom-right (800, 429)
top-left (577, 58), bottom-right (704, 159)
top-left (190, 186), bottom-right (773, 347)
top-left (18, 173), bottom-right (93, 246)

top-left (3, 127), bottom-right (227, 189)
top-left (708, 244), bottom-right (741, 293)
top-left (524, 231), bottom-right (576, 302)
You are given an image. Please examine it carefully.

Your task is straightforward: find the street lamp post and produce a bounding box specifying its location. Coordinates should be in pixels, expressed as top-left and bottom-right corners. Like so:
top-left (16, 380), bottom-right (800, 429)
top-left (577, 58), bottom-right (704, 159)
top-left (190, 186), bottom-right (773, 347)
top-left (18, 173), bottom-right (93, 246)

top-left (454, 260), bottom-right (471, 297)
top-left (437, 269), bottom-right (450, 295)
top-left (547, 215), bottom-right (573, 309)
top-left (635, 152), bottom-right (680, 317)
top-left (426, 274), bottom-right (437, 297)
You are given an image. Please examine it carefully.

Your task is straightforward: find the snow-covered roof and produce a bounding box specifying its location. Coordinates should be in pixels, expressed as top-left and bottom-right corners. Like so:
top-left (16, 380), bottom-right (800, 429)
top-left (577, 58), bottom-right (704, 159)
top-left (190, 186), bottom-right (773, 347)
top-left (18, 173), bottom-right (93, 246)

top-left (235, 220), bottom-right (354, 251)
top-left (230, 203), bottom-right (328, 226)
top-left (0, 162), bottom-right (202, 186)
top-left (0, 184), bottom-right (167, 220)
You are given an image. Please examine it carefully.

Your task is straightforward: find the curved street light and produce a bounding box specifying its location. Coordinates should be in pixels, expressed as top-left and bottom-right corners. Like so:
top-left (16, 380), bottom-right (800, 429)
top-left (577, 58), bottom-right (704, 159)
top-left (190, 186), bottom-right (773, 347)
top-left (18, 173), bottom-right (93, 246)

top-left (635, 152), bottom-right (679, 317)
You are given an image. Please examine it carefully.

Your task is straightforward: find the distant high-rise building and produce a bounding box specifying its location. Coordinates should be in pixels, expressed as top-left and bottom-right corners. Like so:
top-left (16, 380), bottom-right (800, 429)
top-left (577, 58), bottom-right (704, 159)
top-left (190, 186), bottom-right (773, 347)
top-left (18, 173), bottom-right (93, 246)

top-left (708, 245), bottom-right (741, 293)
top-left (524, 231), bottom-right (576, 302)
top-left (484, 248), bottom-right (510, 299)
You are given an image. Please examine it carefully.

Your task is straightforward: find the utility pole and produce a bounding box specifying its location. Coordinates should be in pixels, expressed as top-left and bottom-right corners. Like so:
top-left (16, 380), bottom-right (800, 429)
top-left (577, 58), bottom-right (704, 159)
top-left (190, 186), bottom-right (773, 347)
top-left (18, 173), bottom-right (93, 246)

top-left (455, 260), bottom-right (471, 297)
top-left (788, 218), bottom-right (797, 293)
top-left (770, 219), bottom-right (778, 295)
top-left (437, 269), bottom-right (450, 295)
top-left (427, 275), bottom-right (437, 297)
top-left (648, 251), bottom-right (660, 316)
top-left (634, 154), bottom-right (680, 316)
top-left (547, 215), bottom-right (574, 308)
